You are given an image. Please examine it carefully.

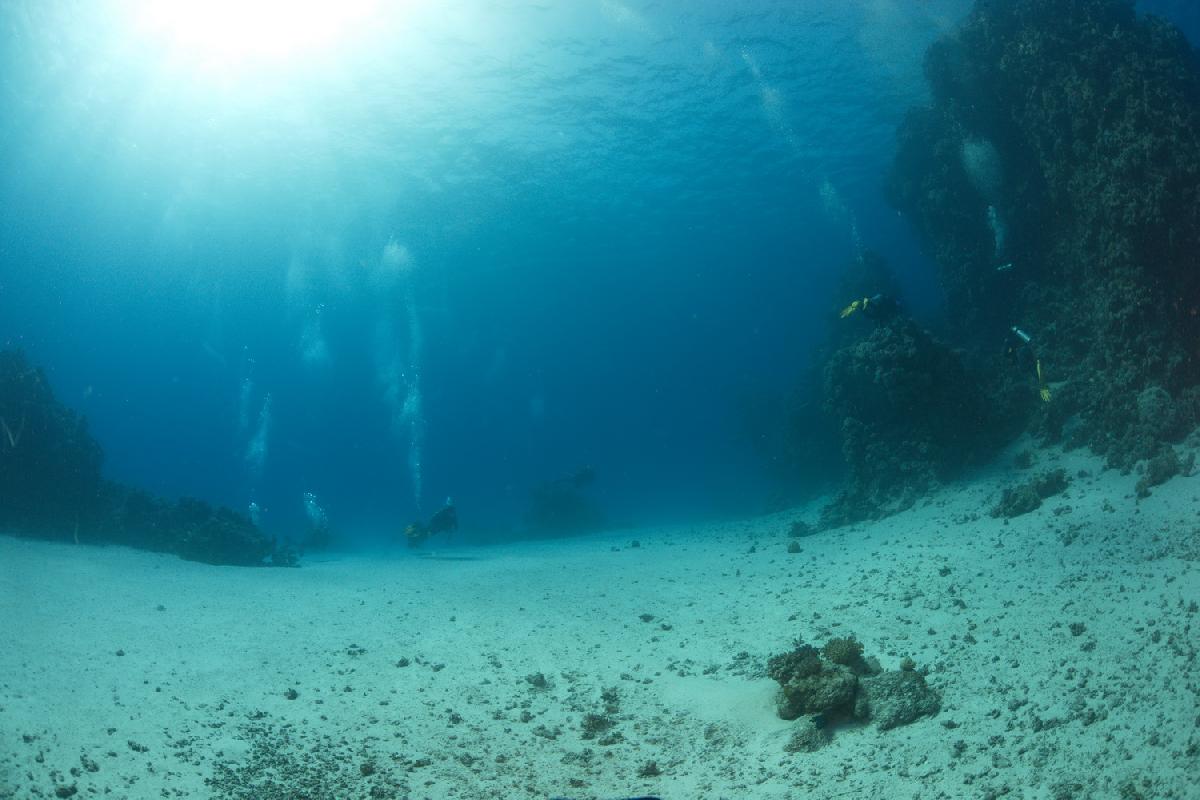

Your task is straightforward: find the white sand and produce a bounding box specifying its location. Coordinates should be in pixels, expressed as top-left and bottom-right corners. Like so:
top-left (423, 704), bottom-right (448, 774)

top-left (1, 443), bottom-right (1197, 799)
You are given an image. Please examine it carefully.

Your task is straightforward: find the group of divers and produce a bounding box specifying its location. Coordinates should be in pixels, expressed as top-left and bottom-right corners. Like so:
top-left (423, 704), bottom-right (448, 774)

top-left (839, 292), bottom-right (1052, 403)
top-left (400, 294), bottom-right (1046, 554)
top-left (278, 294), bottom-right (1047, 556)
top-left (255, 496), bottom-right (459, 553)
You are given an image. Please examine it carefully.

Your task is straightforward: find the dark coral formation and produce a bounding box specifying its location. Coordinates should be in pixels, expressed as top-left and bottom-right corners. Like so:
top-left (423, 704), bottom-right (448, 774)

top-left (174, 501), bottom-right (277, 567)
top-left (888, 0), bottom-right (1200, 469)
top-left (1135, 446), bottom-right (1195, 498)
top-left (100, 486), bottom-right (283, 566)
top-left (0, 349), bottom-right (104, 535)
top-left (766, 638), bottom-right (940, 741)
top-left (819, 318), bottom-right (1002, 526)
top-left (821, 637), bottom-right (873, 675)
top-left (782, 717), bottom-right (829, 753)
top-left (991, 468), bottom-right (1070, 518)
top-left (777, 663), bottom-right (858, 722)
top-left (854, 670), bottom-right (944, 731)
top-left (0, 349), bottom-right (285, 566)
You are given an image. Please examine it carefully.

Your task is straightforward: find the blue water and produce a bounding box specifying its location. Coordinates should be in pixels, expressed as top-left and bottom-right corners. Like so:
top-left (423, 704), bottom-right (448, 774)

top-left (0, 0), bottom-right (1195, 542)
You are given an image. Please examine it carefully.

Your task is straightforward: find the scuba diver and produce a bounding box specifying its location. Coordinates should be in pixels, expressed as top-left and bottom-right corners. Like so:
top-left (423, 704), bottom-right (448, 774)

top-left (839, 293), bottom-right (901, 322)
top-left (1004, 326), bottom-right (1052, 403)
top-left (404, 497), bottom-right (458, 548)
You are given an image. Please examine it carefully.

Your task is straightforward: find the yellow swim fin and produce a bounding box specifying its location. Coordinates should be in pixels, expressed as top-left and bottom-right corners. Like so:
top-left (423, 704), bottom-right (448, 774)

top-left (1036, 360), bottom-right (1051, 402)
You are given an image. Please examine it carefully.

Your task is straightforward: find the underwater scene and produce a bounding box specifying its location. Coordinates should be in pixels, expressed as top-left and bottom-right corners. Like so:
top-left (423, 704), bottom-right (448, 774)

top-left (2, 0), bottom-right (1199, 797)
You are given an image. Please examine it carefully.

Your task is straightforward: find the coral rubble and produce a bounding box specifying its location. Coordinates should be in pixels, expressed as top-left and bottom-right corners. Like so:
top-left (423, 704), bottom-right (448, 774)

top-left (766, 637), bottom-right (940, 746)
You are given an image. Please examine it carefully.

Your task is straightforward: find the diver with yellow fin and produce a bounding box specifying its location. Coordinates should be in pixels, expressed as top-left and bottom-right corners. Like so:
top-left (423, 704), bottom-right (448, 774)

top-left (1004, 326), bottom-right (1052, 403)
top-left (839, 293), bottom-right (900, 322)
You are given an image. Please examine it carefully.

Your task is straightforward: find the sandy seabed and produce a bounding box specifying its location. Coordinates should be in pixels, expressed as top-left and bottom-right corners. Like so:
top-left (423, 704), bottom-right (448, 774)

top-left (1, 444), bottom-right (1197, 800)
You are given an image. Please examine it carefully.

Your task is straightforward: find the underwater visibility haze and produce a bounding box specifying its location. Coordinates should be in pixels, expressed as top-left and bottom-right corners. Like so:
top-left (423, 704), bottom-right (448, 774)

top-left (0, 0), bottom-right (976, 538)
top-left (2, 0), bottom-right (1200, 797)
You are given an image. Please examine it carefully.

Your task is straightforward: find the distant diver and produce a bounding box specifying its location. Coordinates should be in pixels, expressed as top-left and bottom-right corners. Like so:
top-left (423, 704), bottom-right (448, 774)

top-left (839, 293), bottom-right (900, 322)
top-left (1004, 326), bottom-right (1052, 403)
top-left (405, 497), bottom-right (458, 547)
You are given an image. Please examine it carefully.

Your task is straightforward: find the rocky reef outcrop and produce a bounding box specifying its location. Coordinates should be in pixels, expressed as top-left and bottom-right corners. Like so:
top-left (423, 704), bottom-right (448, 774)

top-left (0, 349), bottom-right (286, 566)
top-left (767, 637), bottom-right (941, 750)
top-left (819, 317), bottom-right (1003, 526)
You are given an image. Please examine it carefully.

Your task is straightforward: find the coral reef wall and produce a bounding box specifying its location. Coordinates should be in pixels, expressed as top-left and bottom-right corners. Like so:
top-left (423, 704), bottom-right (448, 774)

top-left (0, 350), bottom-right (104, 534)
top-left (0, 349), bottom-right (282, 566)
top-left (888, 0), bottom-right (1200, 466)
